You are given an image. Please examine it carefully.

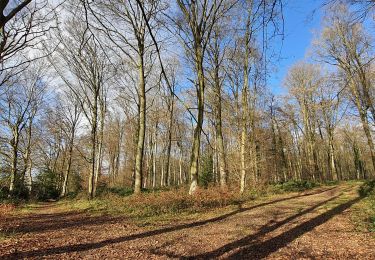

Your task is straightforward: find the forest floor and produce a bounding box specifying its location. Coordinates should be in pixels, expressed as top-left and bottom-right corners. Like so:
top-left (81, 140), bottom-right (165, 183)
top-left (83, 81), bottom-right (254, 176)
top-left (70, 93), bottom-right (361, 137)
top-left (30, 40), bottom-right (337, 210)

top-left (0, 182), bottom-right (374, 259)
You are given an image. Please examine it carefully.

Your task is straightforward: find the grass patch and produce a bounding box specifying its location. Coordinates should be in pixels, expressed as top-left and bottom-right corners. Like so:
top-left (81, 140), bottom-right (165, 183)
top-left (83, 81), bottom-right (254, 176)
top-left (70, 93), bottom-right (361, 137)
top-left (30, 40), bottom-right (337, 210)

top-left (352, 180), bottom-right (375, 233)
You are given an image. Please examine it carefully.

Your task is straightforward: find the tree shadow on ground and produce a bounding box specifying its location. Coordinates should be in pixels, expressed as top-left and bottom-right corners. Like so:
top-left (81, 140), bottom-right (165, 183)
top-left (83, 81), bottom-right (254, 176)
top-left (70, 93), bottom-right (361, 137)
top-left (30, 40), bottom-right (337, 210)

top-left (0, 211), bottom-right (123, 235)
top-left (0, 186), bottom-right (338, 259)
top-left (171, 194), bottom-right (360, 259)
top-left (226, 196), bottom-right (361, 259)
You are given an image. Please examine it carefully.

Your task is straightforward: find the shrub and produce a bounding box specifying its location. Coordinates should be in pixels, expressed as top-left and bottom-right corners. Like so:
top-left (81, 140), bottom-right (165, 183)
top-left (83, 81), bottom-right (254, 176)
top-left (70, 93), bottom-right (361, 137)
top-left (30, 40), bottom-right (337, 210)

top-left (0, 186), bottom-right (9, 200)
top-left (274, 180), bottom-right (319, 192)
top-left (96, 186), bottom-right (133, 197)
top-left (33, 170), bottom-right (60, 201)
top-left (199, 154), bottom-right (214, 188)
top-left (358, 180), bottom-right (375, 197)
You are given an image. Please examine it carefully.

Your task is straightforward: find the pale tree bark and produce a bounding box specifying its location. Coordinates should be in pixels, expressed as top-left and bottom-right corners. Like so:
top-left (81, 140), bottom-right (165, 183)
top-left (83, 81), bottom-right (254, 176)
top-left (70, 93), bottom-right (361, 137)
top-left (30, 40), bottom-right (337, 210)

top-left (9, 129), bottom-right (20, 193)
top-left (22, 117), bottom-right (33, 194)
top-left (88, 98), bottom-right (98, 199)
top-left (152, 121), bottom-right (158, 189)
top-left (134, 52), bottom-right (146, 194)
top-left (94, 94), bottom-right (106, 195)
top-left (61, 135), bottom-right (74, 197)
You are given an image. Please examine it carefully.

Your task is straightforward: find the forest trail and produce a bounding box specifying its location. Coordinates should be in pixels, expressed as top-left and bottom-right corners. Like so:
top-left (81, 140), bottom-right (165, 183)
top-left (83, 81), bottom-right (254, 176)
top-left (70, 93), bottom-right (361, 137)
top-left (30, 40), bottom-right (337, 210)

top-left (0, 183), bottom-right (374, 259)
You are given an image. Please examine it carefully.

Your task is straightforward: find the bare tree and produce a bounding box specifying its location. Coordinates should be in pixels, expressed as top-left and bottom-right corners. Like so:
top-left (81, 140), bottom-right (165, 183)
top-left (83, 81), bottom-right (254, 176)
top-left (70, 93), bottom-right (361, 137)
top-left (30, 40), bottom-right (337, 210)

top-left (0, 0), bottom-right (54, 85)
top-left (58, 92), bottom-right (81, 197)
top-left (207, 25), bottom-right (229, 189)
top-left (175, 0), bottom-right (230, 194)
top-left (50, 16), bottom-right (110, 198)
top-left (87, 0), bottom-right (163, 194)
top-left (285, 62), bottom-right (323, 180)
top-left (314, 4), bottom-right (375, 170)
top-left (0, 63), bottom-right (46, 195)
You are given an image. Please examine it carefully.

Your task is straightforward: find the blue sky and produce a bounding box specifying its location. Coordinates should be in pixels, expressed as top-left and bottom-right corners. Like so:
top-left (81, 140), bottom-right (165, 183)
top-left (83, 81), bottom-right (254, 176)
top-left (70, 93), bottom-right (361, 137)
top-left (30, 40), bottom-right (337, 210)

top-left (269, 0), bottom-right (324, 94)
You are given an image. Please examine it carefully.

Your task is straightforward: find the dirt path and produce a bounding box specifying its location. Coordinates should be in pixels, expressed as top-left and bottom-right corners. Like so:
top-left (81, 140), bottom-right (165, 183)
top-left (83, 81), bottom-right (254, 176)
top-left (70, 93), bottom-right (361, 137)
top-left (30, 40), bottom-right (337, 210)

top-left (0, 183), bottom-right (374, 259)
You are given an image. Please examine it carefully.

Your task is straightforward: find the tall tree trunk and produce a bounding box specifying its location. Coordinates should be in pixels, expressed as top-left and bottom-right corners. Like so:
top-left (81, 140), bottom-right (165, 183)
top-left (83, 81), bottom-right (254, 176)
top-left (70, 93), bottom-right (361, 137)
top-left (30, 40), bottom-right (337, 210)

top-left (152, 123), bottom-right (157, 189)
top-left (23, 120), bottom-right (33, 194)
top-left (88, 101), bottom-right (97, 199)
top-left (213, 63), bottom-right (228, 188)
top-left (165, 95), bottom-right (174, 187)
top-left (240, 36), bottom-right (250, 193)
top-left (94, 100), bottom-right (105, 196)
top-left (134, 53), bottom-right (146, 194)
top-left (189, 47), bottom-right (205, 195)
top-left (240, 85), bottom-right (248, 193)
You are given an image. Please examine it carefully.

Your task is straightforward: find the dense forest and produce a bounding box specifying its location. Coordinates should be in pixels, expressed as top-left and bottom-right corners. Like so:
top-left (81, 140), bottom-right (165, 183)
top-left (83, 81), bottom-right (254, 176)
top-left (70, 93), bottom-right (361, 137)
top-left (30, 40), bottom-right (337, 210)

top-left (0, 0), bottom-right (374, 201)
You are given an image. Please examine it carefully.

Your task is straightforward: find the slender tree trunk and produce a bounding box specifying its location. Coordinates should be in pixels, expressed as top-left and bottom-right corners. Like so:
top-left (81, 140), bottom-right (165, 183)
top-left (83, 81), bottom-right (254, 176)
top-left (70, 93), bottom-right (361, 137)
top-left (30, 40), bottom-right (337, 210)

top-left (240, 86), bottom-right (248, 193)
top-left (213, 64), bottom-right (228, 188)
top-left (165, 96), bottom-right (174, 187)
top-left (22, 120), bottom-right (33, 194)
top-left (61, 125), bottom-right (76, 197)
top-left (152, 126), bottom-right (157, 189)
top-left (61, 142), bottom-right (73, 197)
top-left (94, 111), bottom-right (104, 196)
top-left (88, 102), bottom-right (97, 199)
top-left (179, 153), bottom-right (183, 185)
top-left (134, 53), bottom-right (146, 194)
top-left (161, 156), bottom-right (165, 187)
top-left (9, 129), bottom-right (19, 194)
top-left (178, 143), bottom-right (184, 185)
top-left (327, 131), bottom-right (337, 181)
top-left (240, 41), bottom-right (250, 193)
top-left (26, 161), bottom-right (32, 193)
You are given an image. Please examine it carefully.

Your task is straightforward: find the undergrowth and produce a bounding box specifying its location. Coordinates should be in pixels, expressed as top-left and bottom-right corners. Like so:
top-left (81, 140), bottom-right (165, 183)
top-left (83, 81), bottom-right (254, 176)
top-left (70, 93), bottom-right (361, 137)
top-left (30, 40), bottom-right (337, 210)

top-left (353, 180), bottom-right (375, 232)
top-left (62, 181), bottom-right (323, 220)
top-left (8, 180), bottom-right (338, 222)
top-left (65, 187), bottom-right (247, 220)
top-left (271, 180), bottom-right (320, 193)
